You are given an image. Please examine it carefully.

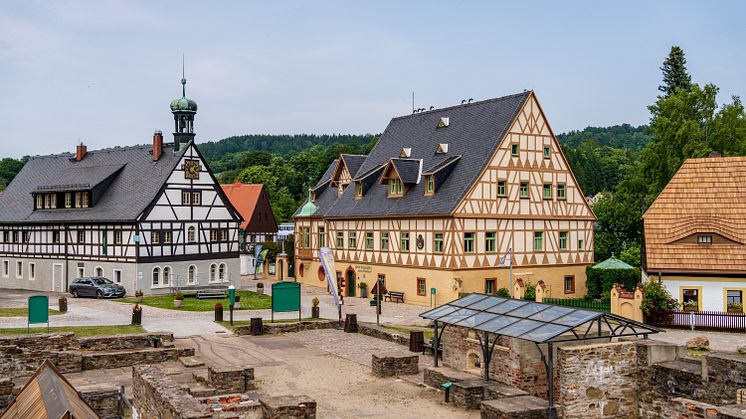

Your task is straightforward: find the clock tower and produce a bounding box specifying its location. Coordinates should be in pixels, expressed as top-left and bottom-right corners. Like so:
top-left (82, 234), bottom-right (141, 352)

top-left (169, 64), bottom-right (198, 151)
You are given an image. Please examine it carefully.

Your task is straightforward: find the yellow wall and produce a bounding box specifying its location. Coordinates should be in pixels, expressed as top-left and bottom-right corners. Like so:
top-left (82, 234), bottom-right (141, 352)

top-left (295, 256), bottom-right (589, 306)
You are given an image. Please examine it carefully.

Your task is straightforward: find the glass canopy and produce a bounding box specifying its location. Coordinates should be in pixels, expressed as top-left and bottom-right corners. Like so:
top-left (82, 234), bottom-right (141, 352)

top-left (420, 293), bottom-right (660, 343)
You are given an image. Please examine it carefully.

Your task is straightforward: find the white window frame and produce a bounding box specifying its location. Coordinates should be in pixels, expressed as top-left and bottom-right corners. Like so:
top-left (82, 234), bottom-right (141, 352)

top-left (218, 263), bottom-right (226, 282)
top-left (28, 262), bottom-right (35, 281)
top-left (162, 266), bottom-right (171, 286)
top-left (209, 263), bottom-right (217, 282)
top-left (152, 266), bottom-right (161, 287)
top-left (15, 261), bottom-right (23, 279)
top-left (94, 266), bottom-right (104, 277)
top-left (187, 226), bottom-right (196, 243)
top-left (188, 265), bottom-right (197, 284)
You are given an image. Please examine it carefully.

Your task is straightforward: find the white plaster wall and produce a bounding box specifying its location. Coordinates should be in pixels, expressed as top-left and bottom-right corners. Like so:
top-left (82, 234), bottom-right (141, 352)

top-left (661, 279), bottom-right (746, 311)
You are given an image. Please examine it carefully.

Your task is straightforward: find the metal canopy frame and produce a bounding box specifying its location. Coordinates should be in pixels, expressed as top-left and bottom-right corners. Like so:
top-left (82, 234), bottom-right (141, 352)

top-left (420, 293), bottom-right (661, 418)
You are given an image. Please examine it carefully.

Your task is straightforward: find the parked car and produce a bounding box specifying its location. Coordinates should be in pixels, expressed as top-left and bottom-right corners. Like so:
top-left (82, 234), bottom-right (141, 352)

top-left (69, 277), bottom-right (126, 299)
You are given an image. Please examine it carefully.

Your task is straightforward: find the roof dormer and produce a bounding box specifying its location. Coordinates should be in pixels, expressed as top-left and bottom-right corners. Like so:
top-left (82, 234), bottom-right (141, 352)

top-left (399, 148), bottom-right (412, 158)
top-left (380, 158), bottom-right (422, 198)
top-left (435, 143), bottom-right (449, 154)
top-left (437, 117), bottom-right (449, 128)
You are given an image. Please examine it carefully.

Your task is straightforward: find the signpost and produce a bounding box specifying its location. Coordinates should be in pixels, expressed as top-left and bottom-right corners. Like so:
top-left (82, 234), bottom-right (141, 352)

top-left (271, 282), bottom-right (301, 322)
top-left (228, 285), bottom-right (236, 326)
top-left (28, 295), bottom-right (49, 332)
top-left (319, 247), bottom-right (342, 327)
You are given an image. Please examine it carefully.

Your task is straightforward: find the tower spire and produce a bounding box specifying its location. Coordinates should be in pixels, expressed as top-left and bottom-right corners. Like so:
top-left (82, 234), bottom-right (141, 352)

top-left (181, 54), bottom-right (186, 97)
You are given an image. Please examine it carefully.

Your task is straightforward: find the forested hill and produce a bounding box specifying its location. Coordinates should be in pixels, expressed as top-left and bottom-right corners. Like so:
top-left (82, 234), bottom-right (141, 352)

top-left (556, 124), bottom-right (650, 150)
top-left (197, 134), bottom-right (377, 159)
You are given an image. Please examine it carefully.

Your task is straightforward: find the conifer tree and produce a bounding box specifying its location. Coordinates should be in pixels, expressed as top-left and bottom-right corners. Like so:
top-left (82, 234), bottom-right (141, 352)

top-left (658, 46), bottom-right (692, 97)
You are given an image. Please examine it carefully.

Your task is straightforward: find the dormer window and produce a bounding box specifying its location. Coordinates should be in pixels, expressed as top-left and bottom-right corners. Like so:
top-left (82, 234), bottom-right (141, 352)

top-left (697, 235), bottom-right (713, 244)
top-left (400, 148), bottom-right (412, 158)
top-left (425, 175), bottom-right (435, 195)
top-left (355, 181), bottom-right (363, 198)
top-left (437, 117), bottom-right (450, 128)
top-left (388, 178), bottom-right (403, 197)
top-left (435, 143), bottom-right (449, 154)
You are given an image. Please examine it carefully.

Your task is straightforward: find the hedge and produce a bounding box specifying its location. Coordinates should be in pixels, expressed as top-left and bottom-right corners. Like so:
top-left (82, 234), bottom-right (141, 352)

top-left (585, 266), bottom-right (640, 299)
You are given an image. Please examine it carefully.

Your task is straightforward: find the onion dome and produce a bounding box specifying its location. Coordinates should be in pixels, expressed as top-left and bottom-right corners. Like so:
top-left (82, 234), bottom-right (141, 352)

top-left (170, 77), bottom-right (198, 113)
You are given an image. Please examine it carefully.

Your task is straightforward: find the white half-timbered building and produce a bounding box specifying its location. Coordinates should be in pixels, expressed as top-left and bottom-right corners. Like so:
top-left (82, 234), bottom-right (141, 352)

top-left (0, 77), bottom-right (242, 295)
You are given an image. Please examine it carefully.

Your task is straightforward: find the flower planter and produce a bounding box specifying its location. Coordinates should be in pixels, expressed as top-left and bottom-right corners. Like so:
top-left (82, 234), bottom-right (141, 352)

top-left (257, 288), bottom-right (265, 295)
top-left (360, 288), bottom-right (368, 299)
top-left (312, 306), bottom-right (320, 318)
top-left (174, 299), bottom-right (183, 308)
top-left (727, 307), bottom-right (743, 314)
top-left (136, 296), bottom-right (143, 303)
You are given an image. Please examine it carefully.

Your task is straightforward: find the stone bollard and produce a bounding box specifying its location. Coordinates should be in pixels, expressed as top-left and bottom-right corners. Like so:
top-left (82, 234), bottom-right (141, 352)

top-left (371, 352), bottom-right (419, 377)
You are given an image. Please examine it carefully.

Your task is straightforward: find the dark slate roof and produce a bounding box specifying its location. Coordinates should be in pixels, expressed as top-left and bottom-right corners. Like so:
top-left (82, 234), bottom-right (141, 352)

top-left (33, 164), bottom-right (124, 193)
top-left (423, 155), bottom-right (461, 175)
top-left (389, 158), bottom-right (422, 184)
top-left (341, 154), bottom-right (366, 178)
top-left (297, 91), bottom-right (529, 218)
top-left (0, 143), bottom-right (186, 223)
top-left (312, 159), bottom-right (338, 191)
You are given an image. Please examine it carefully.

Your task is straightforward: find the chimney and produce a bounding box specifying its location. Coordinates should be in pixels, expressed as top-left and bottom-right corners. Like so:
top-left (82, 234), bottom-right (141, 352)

top-left (75, 143), bottom-right (87, 161)
top-left (153, 130), bottom-right (164, 161)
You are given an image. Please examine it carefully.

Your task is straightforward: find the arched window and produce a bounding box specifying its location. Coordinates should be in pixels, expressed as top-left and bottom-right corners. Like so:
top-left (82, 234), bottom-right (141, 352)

top-left (95, 266), bottom-right (103, 277)
top-left (188, 265), bottom-right (197, 284)
top-left (187, 227), bottom-right (196, 243)
top-left (210, 264), bottom-right (217, 282)
top-left (162, 266), bottom-right (171, 286)
top-left (218, 263), bottom-right (226, 281)
top-left (152, 267), bottom-right (160, 286)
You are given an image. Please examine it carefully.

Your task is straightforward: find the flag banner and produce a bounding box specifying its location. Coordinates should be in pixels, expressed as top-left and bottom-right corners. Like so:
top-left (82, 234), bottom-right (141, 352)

top-left (319, 247), bottom-right (340, 307)
top-left (257, 248), bottom-right (268, 274)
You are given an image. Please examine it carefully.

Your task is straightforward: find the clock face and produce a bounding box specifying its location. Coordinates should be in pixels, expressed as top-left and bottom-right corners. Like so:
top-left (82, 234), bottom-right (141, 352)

top-left (183, 160), bottom-right (201, 180)
top-left (416, 234), bottom-right (425, 250)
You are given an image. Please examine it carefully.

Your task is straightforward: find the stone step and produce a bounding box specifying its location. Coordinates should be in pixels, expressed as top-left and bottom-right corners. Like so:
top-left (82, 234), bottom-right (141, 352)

top-left (81, 347), bottom-right (195, 371)
top-left (179, 356), bottom-right (204, 368)
top-left (192, 370), bottom-right (210, 386)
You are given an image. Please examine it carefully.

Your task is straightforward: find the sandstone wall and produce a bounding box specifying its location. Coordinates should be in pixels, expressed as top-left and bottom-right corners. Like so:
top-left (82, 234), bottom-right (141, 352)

top-left (557, 341), bottom-right (637, 418)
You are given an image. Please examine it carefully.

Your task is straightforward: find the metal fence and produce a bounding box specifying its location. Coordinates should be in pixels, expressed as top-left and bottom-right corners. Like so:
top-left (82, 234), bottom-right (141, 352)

top-left (648, 310), bottom-right (746, 332)
top-left (543, 297), bottom-right (611, 312)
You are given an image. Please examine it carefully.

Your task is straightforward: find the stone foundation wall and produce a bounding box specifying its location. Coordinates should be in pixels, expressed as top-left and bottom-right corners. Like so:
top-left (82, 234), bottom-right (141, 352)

top-left (703, 352), bottom-right (746, 405)
top-left (81, 347), bottom-right (194, 370)
top-left (358, 324), bottom-right (410, 347)
top-left (77, 332), bottom-right (174, 351)
top-left (557, 341), bottom-right (638, 418)
top-left (133, 365), bottom-right (211, 419)
top-left (0, 378), bottom-right (13, 414)
top-left (371, 352), bottom-right (419, 377)
top-left (80, 387), bottom-right (122, 419)
top-left (260, 395), bottom-right (316, 419)
top-left (207, 366), bottom-right (255, 393)
top-left (234, 320), bottom-right (337, 336)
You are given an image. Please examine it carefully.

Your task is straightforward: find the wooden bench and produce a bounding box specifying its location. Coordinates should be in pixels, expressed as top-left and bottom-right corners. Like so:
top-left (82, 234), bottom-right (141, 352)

top-left (196, 289), bottom-right (227, 299)
top-left (422, 338), bottom-right (442, 358)
top-left (385, 291), bottom-right (405, 303)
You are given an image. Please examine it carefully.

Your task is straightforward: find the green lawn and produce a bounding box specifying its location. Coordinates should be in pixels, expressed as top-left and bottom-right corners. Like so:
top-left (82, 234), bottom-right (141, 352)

top-left (116, 290), bottom-right (271, 311)
top-left (0, 308), bottom-right (63, 317)
top-left (0, 325), bottom-right (145, 336)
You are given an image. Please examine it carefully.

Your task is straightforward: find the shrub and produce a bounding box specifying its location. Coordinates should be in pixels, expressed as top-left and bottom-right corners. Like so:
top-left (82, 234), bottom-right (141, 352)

top-left (312, 297), bottom-right (320, 307)
top-left (640, 280), bottom-right (678, 323)
top-left (585, 266), bottom-right (640, 298)
top-left (174, 292), bottom-right (184, 300)
top-left (359, 282), bottom-right (367, 289)
top-left (524, 282), bottom-right (536, 301)
top-left (257, 282), bottom-right (264, 288)
top-left (496, 288), bottom-right (510, 298)
top-left (135, 289), bottom-right (144, 297)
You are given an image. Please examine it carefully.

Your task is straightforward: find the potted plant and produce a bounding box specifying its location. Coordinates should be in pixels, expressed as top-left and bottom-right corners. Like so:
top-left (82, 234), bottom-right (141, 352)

top-left (234, 295), bottom-right (241, 310)
top-left (311, 297), bottom-right (320, 318)
top-left (135, 289), bottom-right (144, 303)
top-left (174, 292), bottom-right (184, 308)
top-left (256, 282), bottom-right (265, 295)
top-left (683, 300), bottom-right (699, 312)
top-left (131, 304), bottom-right (142, 325)
top-left (358, 282), bottom-right (368, 299)
top-left (728, 302), bottom-right (743, 313)
top-left (58, 295), bottom-right (68, 313)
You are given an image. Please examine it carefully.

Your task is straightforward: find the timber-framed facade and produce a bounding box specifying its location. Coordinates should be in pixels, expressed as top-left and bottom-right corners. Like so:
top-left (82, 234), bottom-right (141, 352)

top-left (0, 77), bottom-right (242, 294)
top-left (294, 91), bottom-right (595, 305)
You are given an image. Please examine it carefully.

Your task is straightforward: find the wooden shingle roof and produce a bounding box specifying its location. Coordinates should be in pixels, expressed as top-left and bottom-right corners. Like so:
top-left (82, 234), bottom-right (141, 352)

top-left (643, 156), bottom-right (746, 275)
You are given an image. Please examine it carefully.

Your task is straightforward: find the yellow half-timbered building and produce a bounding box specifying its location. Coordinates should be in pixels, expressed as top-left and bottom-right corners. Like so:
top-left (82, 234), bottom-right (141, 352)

top-left (294, 91), bottom-right (595, 305)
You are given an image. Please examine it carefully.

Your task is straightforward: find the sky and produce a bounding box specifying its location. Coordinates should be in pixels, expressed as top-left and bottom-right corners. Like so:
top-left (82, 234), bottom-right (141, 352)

top-left (1, 1), bottom-right (745, 158)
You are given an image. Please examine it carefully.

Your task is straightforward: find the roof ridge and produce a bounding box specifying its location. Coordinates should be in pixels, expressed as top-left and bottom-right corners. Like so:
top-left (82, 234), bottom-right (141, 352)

top-left (389, 91), bottom-right (531, 122)
top-left (29, 142), bottom-right (175, 160)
